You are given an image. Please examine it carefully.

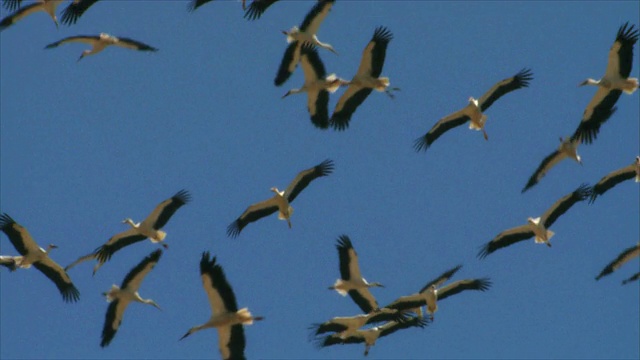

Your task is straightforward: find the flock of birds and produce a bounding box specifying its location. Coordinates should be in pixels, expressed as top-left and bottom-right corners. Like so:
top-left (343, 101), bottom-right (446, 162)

top-left (1, 0), bottom-right (639, 359)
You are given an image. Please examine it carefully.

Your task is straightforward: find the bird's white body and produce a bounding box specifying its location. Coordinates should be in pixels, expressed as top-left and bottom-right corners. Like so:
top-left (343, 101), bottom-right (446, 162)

top-left (12, 244), bottom-right (56, 269)
top-left (271, 187), bottom-right (293, 228)
top-left (581, 77), bottom-right (638, 94)
top-left (527, 217), bottom-right (554, 246)
top-left (464, 97), bottom-right (488, 132)
top-left (330, 277), bottom-right (378, 296)
top-left (123, 218), bottom-right (166, 243)
top-left (104, 284), bottom-right (159, 308)
top-left (284, 26), bottom-right (337, 55)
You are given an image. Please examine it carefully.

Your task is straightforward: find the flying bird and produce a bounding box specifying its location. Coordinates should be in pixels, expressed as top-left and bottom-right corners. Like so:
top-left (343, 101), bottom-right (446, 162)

top-left (328, 235), bottom-right (384, 314)
top-left (180, 252), bottom-right (263, 360)
top-left (65, 189), bottom-right (190, 275)
top-left (45, 33), bottom-right (158, 61)
top-left (521, 137), bottom-right (582, 193)
top-left (595, 242), bottom-right (640, 281)
top-left (0, 213), bottom-right (80, 302)
top-left (101, 249), bottom-right (163, 347)
top-left (572, 23), bottom-right (638, 144)
top-left (588, 156), bottom-right (640, 203)
top-left (310, 311), bottom-right (406, 340)
top-left (274, 0), bottom-right (337, 86)
top-left (0, 0), bottom-right (62, 31)
top-left (60, 0), bottom-right (99, 25)
top-left (282, 43), bottom-right (346, 129)
top-left (478, 183), bottom-right (592, 258)
top-left (227, 159), bottom-right (334, 237)
top-left (414, 68), bottom-right (533, 151)
top-left (244, 0), bottom-right (278, 20)
top-left (384, 265), bottom-right (491, 320)
top-left (330, 26), bottom-right (399, 131)
top-left (315, 316), bottom-right (430, 357)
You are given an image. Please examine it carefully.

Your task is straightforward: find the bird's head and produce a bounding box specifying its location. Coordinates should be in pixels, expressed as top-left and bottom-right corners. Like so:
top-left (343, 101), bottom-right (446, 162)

top-left (270, 187), bottom-right (284, 196)
top-left (527, 217), bottom-right (540, 226)
top-left (578, 78), bottom-right (598, 87)
top-left (467, 97), bottom-right (479, 106)
top-left (122, 218), bottom-right (137, 227)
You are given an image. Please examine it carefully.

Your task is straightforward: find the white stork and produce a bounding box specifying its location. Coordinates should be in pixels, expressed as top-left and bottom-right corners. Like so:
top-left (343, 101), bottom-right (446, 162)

top-left (595, 242), bottom-right (640, 281)
top-left (328, 235), bottom-right (384, 314)
top-left (621, 272), bottom-right (640, 285)
top-left (0, 255), bottom-right (20, 271)
top-left (384, 265), bottom-right (492, 320)
top-left (572, 23), bottom-right (638, 144)
top-left (414, 68), bottom-right (533, 151)
top-left (282, 43), bottom-right (346, 129)
top-left (0, 0), bottom-right (62, 31)
top-left (60, 0), bottom-right (99, 25)
top-left (2, 0), bottom-right (22, 11)
top-left (521, 137), bottom-right (582, 193)
top-left (478, 183), bottom-right (592, 258)
top-left (588, 156), bottom-right (640, 203)
top-left (65, 189), bottom-right (190, 275)
top-left (330, 26), bottom-right (398, 131)
top-left (0, 213), bottom-right (80, 302)
top-left (180, 252), bottom-right (263, 360)
top-left (274, 0), bottom-right (337, 86)
top-left (244, 0), bottom-right (278, 20)
top-left (310, 311), bottom-right (406, 340)
top-left (44, 33), bottom-right (158, 62)
top-left (227, 159), bottom-right (334, 238)
top-left (315, 316), bottom-right (430, 357)
top-left (101, 249), bottom-right (163, 347)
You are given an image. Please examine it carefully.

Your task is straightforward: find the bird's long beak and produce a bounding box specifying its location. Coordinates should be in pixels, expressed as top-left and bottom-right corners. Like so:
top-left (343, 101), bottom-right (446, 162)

top-left (282, 91), bottom-right (291, 99)
top-left (577, 80), bottom-right (588, 87)
top-left (281, 30), bottom-right (288, 35)
top-left (179, 332), bottom-right (191, 341)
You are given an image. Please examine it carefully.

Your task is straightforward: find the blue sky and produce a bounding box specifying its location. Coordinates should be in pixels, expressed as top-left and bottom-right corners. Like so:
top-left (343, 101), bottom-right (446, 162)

top-left (1, 1), bottom-right (638, 359)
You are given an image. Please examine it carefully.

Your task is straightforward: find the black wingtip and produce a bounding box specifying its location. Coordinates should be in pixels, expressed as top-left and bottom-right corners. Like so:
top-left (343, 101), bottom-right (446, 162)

top-left (174, 189), bottom-right (192, 205)
top-left (0, 213), bottom-right (15, 230)
top-left (336, 234), bottom-right (352, 249)
top-left (226, 221), bottom-right (241, 239)
top-left (317, 159), bottom-right (335, 176)
top-left (413, 136), bottom-right (429, 153)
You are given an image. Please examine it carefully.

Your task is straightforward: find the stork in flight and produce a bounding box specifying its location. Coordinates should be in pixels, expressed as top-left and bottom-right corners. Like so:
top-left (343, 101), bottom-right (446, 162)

top-left (0, 0), bottom-right (62, 31)
top-left (588, 156), bottom-right (640, 203)
top-left (315, 316), bottom-right (430, 357)
top-left (330, 26), bottom-right (399, 131)
top-left (478, 183), bottom-right (592, 258)
top-left (328, 235), bottom-right (384, 314)
top-left (572, 23), bottom-right (638, 144)
top-left (60, 0), bottom-right (100, 25)
top-left (180, 252), bottom-right (263, 360)
top-left (101, 250), bottom-right (163, 347)
top-left (227, 159), bottom-right (334, 238)
top-left (521, 136), bottom-right (582, 193)
top-left (595, 242), bottom-right (639, 282)
top-left (414, 68), bottom-right (533, 151)
top-left (310, 311), bottom-right (407, 340)
top-left (274, 0), bottom-right (337, 86)
top-left (282, 43), bottom-right (347, 129)
top-left (0, 213), bottom-right (80, 302)
top-left (65, 189), bottom-right (190, 275)
top-left (45, 33), bottom-right (158, 61)
top-left (384, 265), bottom-right (491, 320)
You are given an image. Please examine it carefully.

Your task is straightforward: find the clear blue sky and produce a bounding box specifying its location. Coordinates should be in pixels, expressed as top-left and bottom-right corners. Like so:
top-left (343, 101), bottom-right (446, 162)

top-left (1, 1), bottom-right (638, 359)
